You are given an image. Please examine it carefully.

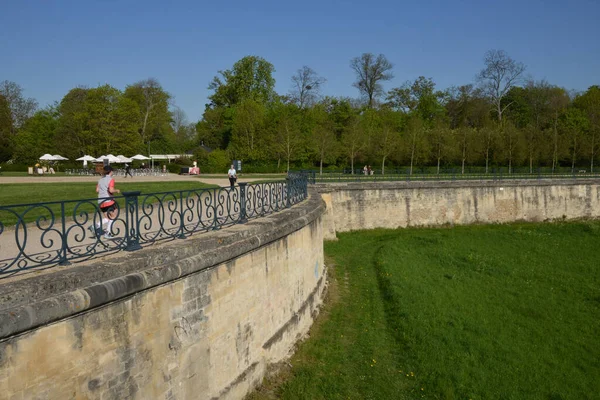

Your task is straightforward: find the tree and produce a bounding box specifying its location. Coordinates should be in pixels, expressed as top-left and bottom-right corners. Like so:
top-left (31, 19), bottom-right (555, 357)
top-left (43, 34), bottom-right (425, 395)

top-left (477, 50), bottom-right (525, 122)
top-left (455, 126), bottom-right (477, 174)
top-left (229, 99), bottom-right (267, 161)
top-left (0, 80), bottom-right (37, 134)
top-left (12, 107), bottom-right (58, 164)
top-left (310, 105), bottom-right (338, 174)
top-left (428, 118), bottom-right (454, 174)
top-left (547, 87), bottom-right (571, 172)
top-left (289, 66), bottom-right (326, 109)
top-left (341, 114), bottom-right (367, 174)
top-left (574, 86), bottom-right (600, 172)
top-left (208, 56), bottom-right (276, 108)
top-left (387, 76), bottom-right (445, 123)
top-left (124, 78), bottom-right (172, 155)
top-left (0, 93), bottom-right (13, 162)
top-left (350, 53), bottom-right (394, 108)
top-left (559, 108), bottom-right (589, 173)
top-left (403, 115), bottom-right (429, 174)
top-left (496, 121), bottom-right (524, 173)
top-left (269, 103), bottom-right (304, 171)
top-left (196, 106), bottom-right (231, 150)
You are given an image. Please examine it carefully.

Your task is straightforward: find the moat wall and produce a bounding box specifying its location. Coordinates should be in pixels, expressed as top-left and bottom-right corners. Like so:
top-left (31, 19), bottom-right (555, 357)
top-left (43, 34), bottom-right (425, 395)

top-left (0, 191), bottom-right (326, 400)
top-left (318, 179), bottom-right (600, 239)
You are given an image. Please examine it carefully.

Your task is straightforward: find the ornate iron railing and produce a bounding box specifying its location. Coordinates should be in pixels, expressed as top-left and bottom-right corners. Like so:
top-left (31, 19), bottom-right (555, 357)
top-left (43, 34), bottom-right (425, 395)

top-left (299, 168), bottom-right (600, 184)
top-left (0, 175), bottom-right (308, 277)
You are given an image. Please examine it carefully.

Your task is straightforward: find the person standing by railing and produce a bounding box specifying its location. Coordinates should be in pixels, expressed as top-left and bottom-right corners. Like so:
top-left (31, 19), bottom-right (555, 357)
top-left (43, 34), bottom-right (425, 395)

top-left (228, 164), bottom-right (237, 188)
top-left (91, 165), bottom-right (121, 239)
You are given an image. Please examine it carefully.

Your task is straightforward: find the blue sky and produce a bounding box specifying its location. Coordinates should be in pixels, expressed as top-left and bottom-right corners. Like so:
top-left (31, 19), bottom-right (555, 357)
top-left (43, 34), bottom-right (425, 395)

top-left (1, 0), bottom-right (599, 122)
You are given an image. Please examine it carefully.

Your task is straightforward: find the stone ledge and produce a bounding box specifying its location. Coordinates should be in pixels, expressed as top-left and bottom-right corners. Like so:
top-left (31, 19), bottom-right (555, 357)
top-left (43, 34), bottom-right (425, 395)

top-left (0, 189), bottom-right (326, 339)
top-left (315, 178), bottom-right (600, 192)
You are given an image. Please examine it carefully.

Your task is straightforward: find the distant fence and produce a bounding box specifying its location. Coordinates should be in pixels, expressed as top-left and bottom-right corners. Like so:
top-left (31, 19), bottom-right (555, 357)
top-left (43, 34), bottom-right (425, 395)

top-left (0, 173), bottom-right (308, 277)
top-left (300, 168), bottom-right (600, 184)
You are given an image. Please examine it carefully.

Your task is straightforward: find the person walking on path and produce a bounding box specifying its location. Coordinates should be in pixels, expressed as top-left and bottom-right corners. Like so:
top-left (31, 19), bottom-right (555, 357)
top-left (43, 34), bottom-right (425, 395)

top-left (91, 165), bottom-right (121, 239)
top-left (124, 163), bottom-right (133, 178)
top-left (228, 164), bottom-right (237, 188)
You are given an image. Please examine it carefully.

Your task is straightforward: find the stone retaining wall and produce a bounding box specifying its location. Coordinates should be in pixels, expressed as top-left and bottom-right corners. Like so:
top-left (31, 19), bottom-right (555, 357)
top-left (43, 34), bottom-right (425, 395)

top-left (318, 179), bottom-right (600, 239)
top-left (0, 190), bottom-right (326, 400)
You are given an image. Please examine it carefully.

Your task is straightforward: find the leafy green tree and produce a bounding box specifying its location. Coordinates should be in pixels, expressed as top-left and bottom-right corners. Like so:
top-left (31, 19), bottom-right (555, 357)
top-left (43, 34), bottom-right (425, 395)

top-left (341, 114), bottom-right (367, 174)
top-left (560, 108), bottom-right (589, 173)
top-left (0, 93), bottom-right (13, 162)
top-left (387, 76), bottom-right (445, 123)
top-left (196, 106), bottom-right (232, 150)
top-left (574, 86), bottom-right (600, 172)
top-left (269, 102), bottom-right (304, 171)
top-left (12, 107), bottom-right (58, 164)
top-left (428, 118), bottom-right (454, 174)
top-left (229, 99), bottom-right (267, 161)
top-left (0, 80), bottom-right (37, 134)
top-left (454, 126), bottom-right (478, 174)
top-left (372, 108), bottom-right (403, 174)
top-left (547, 87), bottom-right (571, 172)
top-left (350, 53), bottom-right (394, 108)
top-left (496, 121), bottom-right (524, 173)
top-left (124, 78), bottom-right (172, 155)
top-left (208, 56), bottom-right (276, 108)
top-left (309, 105), bottom-right (338, 174)
top-left (403, 115), bottom-right (429, 174)
top-left (56, 87), bottom-right (93, 157)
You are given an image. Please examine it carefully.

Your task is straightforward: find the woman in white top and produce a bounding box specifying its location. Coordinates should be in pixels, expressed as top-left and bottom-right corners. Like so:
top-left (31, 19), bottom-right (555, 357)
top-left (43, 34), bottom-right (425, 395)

top-left (228, 165), bottom-right (237, 188)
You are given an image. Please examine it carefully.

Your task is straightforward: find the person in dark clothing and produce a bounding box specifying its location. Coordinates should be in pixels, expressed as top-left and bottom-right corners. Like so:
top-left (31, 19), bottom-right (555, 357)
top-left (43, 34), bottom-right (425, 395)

top-left (125, 163), bottom-right (133, 178)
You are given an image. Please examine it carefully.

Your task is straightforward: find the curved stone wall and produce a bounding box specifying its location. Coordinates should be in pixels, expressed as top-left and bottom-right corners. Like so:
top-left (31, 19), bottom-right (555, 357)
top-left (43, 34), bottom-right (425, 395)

top-left (318, 179), bottom-right (600, 239)
top-left (0, 190), bottom-right (326, 400)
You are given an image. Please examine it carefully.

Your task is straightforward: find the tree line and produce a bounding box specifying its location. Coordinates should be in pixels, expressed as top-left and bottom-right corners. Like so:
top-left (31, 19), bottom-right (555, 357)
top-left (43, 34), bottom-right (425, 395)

top-left (1, 50), bottom-right (599, 174)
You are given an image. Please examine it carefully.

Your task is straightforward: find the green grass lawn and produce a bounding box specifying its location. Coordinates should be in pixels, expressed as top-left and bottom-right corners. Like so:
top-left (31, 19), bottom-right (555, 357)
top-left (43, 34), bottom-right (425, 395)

top-left (250, 222), bottom-right (600, 400)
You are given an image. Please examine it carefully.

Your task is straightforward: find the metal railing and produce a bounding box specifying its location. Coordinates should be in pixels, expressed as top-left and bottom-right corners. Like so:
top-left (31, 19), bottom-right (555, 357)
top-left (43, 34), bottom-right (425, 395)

top-left (0, 174), bottom-right (308, 277)
top-left (300, 168), bottom-right (600, 184)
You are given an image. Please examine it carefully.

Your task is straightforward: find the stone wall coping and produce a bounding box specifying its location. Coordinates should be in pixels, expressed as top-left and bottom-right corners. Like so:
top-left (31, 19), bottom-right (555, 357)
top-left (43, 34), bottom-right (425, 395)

top-left (314, 178), bottom-right (600, 192)
top-left (0, 189), bottom-right (326, 340)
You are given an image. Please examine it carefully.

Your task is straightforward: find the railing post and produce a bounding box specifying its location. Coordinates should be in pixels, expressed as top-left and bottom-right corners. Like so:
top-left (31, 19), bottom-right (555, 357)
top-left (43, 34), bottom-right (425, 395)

top-left (59, 202), bottom-right (70, 265)
top-left (123, 191), bottom-right (142, 251)
top-left (286, 177), bottom-right (292, 208)
top-left (239, 183), bottom-right (248, 223)
top-left (177, 190), bottom-right (186, 239)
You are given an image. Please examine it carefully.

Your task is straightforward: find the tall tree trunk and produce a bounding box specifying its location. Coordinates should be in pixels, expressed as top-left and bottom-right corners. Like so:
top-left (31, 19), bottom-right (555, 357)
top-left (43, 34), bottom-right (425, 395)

top-left (351, 156), bottom-right (354, 175)
top-left (381, 155), bottom-right (386, 175)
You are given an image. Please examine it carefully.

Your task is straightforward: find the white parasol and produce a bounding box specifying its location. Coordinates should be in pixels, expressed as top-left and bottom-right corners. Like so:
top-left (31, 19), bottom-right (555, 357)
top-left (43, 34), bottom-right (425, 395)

top-left (39, 154), bottom-right (56, 161)
top-left (116, 155), bottom-right (133, 163)
top-left (130, 154), bottom-right (150, 160)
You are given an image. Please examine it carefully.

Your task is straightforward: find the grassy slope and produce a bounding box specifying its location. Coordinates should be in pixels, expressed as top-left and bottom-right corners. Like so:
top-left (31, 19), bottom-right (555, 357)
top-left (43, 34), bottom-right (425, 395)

top-left (250, 222), bottom-right (600, 400)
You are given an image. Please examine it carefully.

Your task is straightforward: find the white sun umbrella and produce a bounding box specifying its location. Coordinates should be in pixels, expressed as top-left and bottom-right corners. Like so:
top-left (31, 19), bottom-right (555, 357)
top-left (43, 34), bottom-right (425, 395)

top-left (116, 155), bottom-right (133, 163)
top-left (94, 155), bottom-right (107, 162)
top-left (53, 154), bottom-right (69, 161)
top-left (96, 154), bottom-right (121, 163)
top-left (39, 154), bottom-right (56, 161)
top-left (76, 155), bottom-right (97, 167)
top-left (130, 154), bottom-right (150, 160)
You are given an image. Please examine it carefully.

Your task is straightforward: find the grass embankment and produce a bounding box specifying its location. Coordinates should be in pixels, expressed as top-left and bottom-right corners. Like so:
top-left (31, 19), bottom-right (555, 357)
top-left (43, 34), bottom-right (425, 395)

top-left (0, 181), bottom-right (217, 226)
top-left (250, 222), bottom-right (600, 400)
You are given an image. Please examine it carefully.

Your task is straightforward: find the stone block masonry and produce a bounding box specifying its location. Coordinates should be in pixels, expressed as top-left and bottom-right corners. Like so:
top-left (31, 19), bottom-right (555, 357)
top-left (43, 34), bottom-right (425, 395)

top-left (0, 190), bottom-right (326, 400)
top-left (317, 179), bottom-right (600, 239)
